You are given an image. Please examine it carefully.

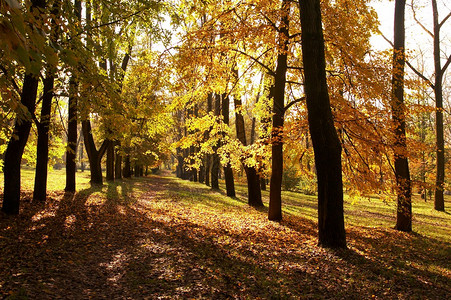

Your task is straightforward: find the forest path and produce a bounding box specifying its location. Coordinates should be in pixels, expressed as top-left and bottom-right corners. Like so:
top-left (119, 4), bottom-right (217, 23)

top-left (0, 173), bottom-right (450, 299)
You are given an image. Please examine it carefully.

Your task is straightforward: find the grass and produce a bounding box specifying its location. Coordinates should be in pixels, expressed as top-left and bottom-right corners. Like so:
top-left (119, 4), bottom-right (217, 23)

top-left (0, 168), bottom-right (450, 298)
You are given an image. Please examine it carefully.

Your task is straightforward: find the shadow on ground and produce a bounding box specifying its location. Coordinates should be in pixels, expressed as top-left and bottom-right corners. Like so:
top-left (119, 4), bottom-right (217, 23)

top-left (0, 175), bottom-right (449, 299)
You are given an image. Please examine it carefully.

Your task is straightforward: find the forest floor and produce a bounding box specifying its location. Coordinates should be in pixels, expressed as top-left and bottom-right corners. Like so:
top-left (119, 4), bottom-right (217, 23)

top-left (0, 170), bottom-right (450, 299)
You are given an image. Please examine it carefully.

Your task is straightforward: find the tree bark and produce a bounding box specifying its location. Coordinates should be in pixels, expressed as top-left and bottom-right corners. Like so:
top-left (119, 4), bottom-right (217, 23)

top-left (300, 0), bottom-right (346, 247)
top-left (390, 0), bottom-right (412, 231)
top-left (268, 0), bottom-right (290, 221)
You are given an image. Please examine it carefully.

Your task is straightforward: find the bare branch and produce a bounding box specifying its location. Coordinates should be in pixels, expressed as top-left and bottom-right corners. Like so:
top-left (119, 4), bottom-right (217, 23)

top-left (441, 54), bottom-right (451, 74)
top-left (284, 96), bottom-right (305, 112)
top-left (410, 1), bottom-right (434, 38)
top-left (439, 11), bottom-right (451, 28)
top-left (382, 34), bottom-right (435, 89)
top-left (229, 48), bottom-right (275, 76)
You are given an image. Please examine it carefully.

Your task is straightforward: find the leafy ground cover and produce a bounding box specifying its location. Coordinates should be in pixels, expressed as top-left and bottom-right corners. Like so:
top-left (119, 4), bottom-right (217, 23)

top-left (0, 170), bottom-right (450, 299)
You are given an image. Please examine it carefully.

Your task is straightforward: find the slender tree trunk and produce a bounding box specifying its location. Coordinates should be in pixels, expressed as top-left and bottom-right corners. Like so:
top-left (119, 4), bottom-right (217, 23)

top-left (33, 72), bottom-right (54, 202)
top-left (205, 155), bottom-right (211, 186)
top-left (106, 140), bottom-right (114, 181)
top-left (234, 87), bottom-right (263, 207)
top-left (432, 0), bottom-right (445, 211)
top-left (65, 0), bottom-right (82, 192)
top-left (33, 1), bottom-right (60, 202)
top-left (124, 155), bottom-right (131, 178)
top-left (222, 93), bottom-right (235, 197)
top-left (268, 0), bottom-right (290, 221)
top-left (2, 75), bottom-right (39, 214)
top-left (82, 120), bottom-right (108, 185)
top-left (300, 0), bottom-right (346, 247)
top-left (115, 142), bottom-right (122, 179)
top-left (211, 94), bottom-right (221, 190)
top-left (389, 0), bottom-right (412, 231)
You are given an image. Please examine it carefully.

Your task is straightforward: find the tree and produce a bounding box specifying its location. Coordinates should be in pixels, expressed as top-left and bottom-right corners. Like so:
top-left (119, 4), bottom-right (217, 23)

top-left (2, 0), bottom-right (46, 214)
top-left (299, 0), bottom-right (346, 247)
top-left (65, 0), bottom-right (82, 192)
top-left (268, 0), bottom-right (290, 221)
top-left (391, 0), bottom-right (412, 232)
top-left (408, 0), bottom-right (451, 211)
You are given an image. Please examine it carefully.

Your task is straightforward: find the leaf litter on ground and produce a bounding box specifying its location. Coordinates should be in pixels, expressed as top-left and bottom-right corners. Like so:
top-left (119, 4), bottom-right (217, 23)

top-left (0, 172), bottom-right (450, 299)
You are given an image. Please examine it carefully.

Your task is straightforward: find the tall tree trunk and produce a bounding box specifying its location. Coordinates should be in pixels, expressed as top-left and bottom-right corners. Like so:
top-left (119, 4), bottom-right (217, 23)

top-left (124, 155), bottom-right (131, 178)
top-left (82, 120), bottom-right (108, 185)
top-left (115, 142), bottom-right (122, 179)
top-left (106, 140), bottom-right (114, 181)
top-left (205, 155), bottom-right (211, 186)
top-left (432, 0), bottom-right (445, 211)
top-left (204, 93), bottom-right (213, 187)
top-left (390, 0), bottom-right (412, 231)
top-left (234, 87), bottom-right (263, 207)
top-left (65, 0), bottom-right (82, 192)
top-left (300, 0), bottom-right (346, 247)
top-left (33, 1), bottom-right (60, 202)
top-left (2, 75), bottom-right (39, 214)
top-left (211, 94), bottom-right (221, 190)
top-left (222, 93), bottom-right (235, 197)
top-left (33, 72), bottom-right (54, 202)
top-left (268, 0), bottom-right (290, 221)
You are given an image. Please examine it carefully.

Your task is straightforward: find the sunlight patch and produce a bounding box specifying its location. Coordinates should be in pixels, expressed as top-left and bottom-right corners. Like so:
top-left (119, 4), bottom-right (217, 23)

top-left (31, 210), bottom-right (56, 222)
top-left (64, 214), bottom-right (76, 229)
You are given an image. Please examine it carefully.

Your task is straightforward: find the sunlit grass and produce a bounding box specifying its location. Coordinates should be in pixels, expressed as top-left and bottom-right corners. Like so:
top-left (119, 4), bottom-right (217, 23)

top-left (0, 167), bottom-right (92, 193)
top-left (0, 168), bottom-right (449, 243)
top-left (164, 174), bottom-right (451, 243)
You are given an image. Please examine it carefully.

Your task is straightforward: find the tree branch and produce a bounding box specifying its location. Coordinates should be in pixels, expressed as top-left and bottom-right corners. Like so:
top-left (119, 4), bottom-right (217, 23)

top-left (410, 1), bottom-right (434, 38)
top-left (382, 34), bottom-right (435, 89)
top-left (284, 96), bottom-right (305, 112)
top-left (441, 54), bottom-right (451, 74)
top-left (439, 11), bottom-right (451, 28)
top-left (229, 48), bottom-right (275, 76)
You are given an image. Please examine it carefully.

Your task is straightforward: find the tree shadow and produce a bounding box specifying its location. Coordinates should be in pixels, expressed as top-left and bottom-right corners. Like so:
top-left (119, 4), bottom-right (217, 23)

top-left (1, 175), bottom-right (449, 299)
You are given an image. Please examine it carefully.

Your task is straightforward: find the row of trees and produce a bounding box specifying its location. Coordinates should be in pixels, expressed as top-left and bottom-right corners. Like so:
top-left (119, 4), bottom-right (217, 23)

top-left (170, 0), bottom-right (450, 247)
top-left (1, 0), bottom-right (450, 248)
top-left (1, 0), bottom-right (170, 214)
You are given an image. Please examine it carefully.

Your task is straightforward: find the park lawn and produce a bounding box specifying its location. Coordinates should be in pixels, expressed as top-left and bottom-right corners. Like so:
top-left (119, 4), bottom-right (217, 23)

top-left (0, 168), bottom-right (450, 299)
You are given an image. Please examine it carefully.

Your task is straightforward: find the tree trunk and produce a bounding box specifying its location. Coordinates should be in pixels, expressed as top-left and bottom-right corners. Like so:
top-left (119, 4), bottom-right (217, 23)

top-left (124, 155), bottom-right (131, 178)
top-left (300, 0), bottom-right (346, 247)
top-left (33, 1), bottom-right (60, 202)
top-left (222, 93), bottom-right (235, 197)
top-left (106, 140), bottom-right (114, 181)
top-left (2, 75), bottom-right (39, 214)
top-left (33, 72), bottom-right (54, 202)
top-left (82, 120), bottom-right (108, 185)
top-left (432, 0), bottom-right (445, 211)
top-left (205, 155), bottom-right (211, 186)
top-left (390, 0), bottom-right (412, 231)
top-left (211, 94), bottom-right (221, 190)
top-left (65, 0), bottom-right (82, 192)
top-left (268, 0), bottom-right (290, 221)
top-left (115, 142), bottom-right (122, 179)
top-left (2, 0), bottom-right (45, 214)
top-left (234, 87), bottom-right (263, 207)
